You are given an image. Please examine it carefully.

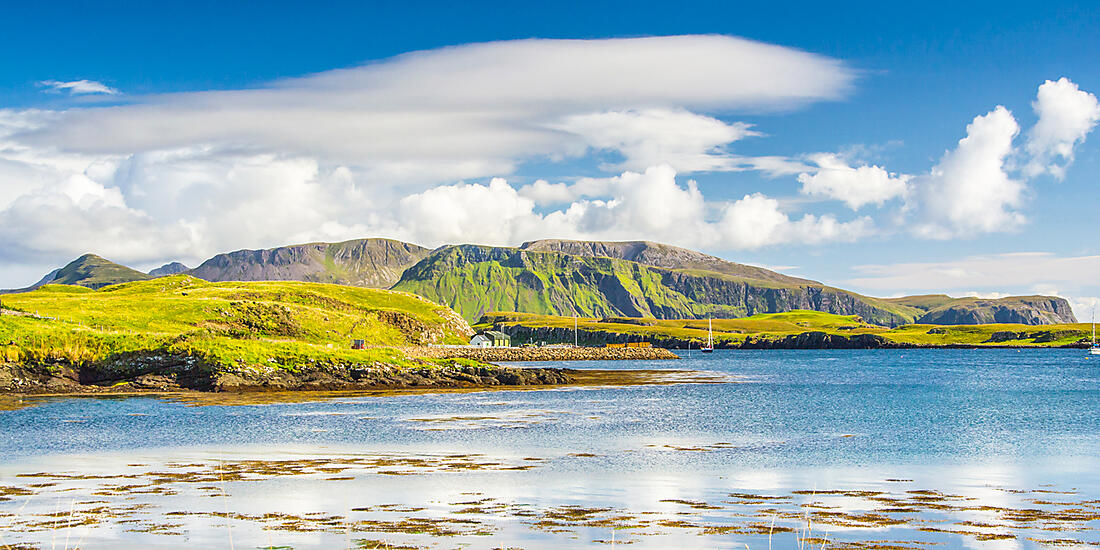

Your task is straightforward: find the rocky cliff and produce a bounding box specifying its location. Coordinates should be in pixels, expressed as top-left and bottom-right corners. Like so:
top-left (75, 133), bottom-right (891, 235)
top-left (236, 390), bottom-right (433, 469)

top-left (520, 239), bottom-right (815, 284)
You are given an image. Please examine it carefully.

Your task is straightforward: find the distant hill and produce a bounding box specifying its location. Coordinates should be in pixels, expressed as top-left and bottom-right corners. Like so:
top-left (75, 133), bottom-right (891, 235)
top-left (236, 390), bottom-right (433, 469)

top-left (148, 262), bottom-right (190, 277)
top-left (48, 254), bottom-right (153, 290)
top-left (187, 238), bottom-right (429, 288)
top-left (884, 295), bottom-right (1076, 325)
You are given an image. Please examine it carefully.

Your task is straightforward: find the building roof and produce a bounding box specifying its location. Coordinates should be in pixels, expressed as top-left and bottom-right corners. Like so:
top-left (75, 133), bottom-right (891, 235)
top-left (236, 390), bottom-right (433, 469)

top-left (482, 330), bottom-right (510, 339)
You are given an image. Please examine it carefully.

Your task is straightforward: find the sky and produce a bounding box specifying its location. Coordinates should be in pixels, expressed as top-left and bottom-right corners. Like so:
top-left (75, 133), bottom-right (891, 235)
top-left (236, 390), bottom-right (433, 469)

top-left (2, 1), bottom-right (1100, 315)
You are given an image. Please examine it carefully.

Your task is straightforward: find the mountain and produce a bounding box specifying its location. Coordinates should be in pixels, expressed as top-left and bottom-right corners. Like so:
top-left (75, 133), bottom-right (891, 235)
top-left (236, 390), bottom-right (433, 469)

top-left (148, 262), bottom-right (190, 277)
top-left (49, 254), bottom-right (153, 290)
top-left (187, 238), bottom-right (430, 288)
top-left (885, 295), bottom-right (1076, 325)
top-left (391, 244), bottom-right (923, 326)
top-left (392, 243), bottom-right (1078, 326)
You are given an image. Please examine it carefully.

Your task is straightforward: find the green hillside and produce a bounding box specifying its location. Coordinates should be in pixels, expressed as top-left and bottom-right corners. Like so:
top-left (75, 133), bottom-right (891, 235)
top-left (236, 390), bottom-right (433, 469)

top-left (475, 310), bottom-right (1093, 348)
top-left (0, 276), bottom-right (473, 372)
top-left (393, 245), bottom-right (924, 326)
top-left (50, 254), bottom-right (153, 290)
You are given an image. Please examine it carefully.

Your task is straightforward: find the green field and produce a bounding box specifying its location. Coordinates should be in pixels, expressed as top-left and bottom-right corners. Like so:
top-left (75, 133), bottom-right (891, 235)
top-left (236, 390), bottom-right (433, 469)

top-left (475, 310), bottom-right (1094, 347)
top-left (0, 276), bottom-right (474, 372)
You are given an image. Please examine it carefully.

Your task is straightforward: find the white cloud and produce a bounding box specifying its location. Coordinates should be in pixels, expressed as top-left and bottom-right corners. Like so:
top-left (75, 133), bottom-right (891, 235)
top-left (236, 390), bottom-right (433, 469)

top-left (15, 36), bottom-right (853, 167)
top-left (1025, 77), bottom-right (1100, 179)
top-left (717, 193), bottom-right (874, 249)
top-left (398, 178), bottom-right (539, 246)
top-left (551, 108), bottom-right (759, 172)
top-left (518, 180), bottom-right (576, 206)
top-left (797, 153), bottom-right (909, 209)
top-left (39, 79), bottom-right (119, 95)
top-left (393, 165), bottom-right (870, 252)
top-left (910, 106), bottom-right (1025, 238)
top-left (957, 290), bottom-right (1011, 299)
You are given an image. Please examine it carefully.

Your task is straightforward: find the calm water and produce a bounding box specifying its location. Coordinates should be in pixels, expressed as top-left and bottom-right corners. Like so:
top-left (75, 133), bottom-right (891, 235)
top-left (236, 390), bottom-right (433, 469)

top-left (2, 349), bottom-right (1099, 548)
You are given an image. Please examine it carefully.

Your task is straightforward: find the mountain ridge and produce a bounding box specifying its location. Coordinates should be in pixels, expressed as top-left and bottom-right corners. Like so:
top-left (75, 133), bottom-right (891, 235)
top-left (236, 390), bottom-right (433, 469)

top-left (2, 239), bottom-right (1078, 326)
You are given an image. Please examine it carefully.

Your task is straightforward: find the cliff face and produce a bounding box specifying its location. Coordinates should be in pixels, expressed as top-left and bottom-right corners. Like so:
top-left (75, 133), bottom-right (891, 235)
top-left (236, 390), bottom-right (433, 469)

top-left (393, 245), bottom-right (915, 325)
top-left (915, 296), bottom-right (1077, 325)
top-left (188, 238), bottom-right (429, 288)
top-left (519, 239), bottom-right (816, 284)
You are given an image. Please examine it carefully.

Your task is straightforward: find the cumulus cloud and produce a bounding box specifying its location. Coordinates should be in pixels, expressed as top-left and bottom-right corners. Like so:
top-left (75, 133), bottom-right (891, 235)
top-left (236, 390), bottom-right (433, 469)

top-left (718, 193), bottom-right (874, 248)
top-left (909, 106), bottom-right (1025, 238)
top-left (1025, 77), bottom-right (1100, 179)
top-left (395, 165), bottom-right (871, 251)
top-left (797, 153), bottom-right (909, 209)
top-left (39, 79), bottom-right (119, 95)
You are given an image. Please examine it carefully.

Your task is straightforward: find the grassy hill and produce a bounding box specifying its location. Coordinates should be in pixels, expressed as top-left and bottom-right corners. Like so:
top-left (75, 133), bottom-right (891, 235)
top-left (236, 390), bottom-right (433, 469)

top-left (475, 310), bottom-right (1093, 348)
top-left (0, 276), bottom-right (474, 373)
top-left (47, 254), bottom-right (153, 290)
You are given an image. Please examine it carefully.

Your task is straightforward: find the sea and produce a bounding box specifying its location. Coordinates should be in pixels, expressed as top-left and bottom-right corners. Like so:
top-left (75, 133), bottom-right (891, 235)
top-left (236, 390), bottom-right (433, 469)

top-left (1, 348), bottom-right (1098, 549)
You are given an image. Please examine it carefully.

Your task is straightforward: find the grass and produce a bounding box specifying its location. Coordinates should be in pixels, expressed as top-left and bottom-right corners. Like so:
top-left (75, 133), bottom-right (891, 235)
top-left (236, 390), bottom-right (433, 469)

top-left (0, 275), bottom-right (473, 372)
top-left (475, 310), bottom-right (1095, 347)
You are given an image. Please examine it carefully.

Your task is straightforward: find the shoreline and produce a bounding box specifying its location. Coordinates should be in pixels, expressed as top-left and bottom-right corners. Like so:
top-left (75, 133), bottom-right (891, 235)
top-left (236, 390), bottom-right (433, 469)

top-left (394, 345), bottom-right (679, 361)
top-left (0, 367), bottom-right (729, 409)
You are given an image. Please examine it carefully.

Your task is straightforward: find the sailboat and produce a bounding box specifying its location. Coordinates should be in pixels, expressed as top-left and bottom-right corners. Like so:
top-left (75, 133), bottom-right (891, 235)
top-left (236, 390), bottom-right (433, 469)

top-left (701, 318), bottom-right (715, 353)
top-left (1090, 311), bottom-right (1100, 355)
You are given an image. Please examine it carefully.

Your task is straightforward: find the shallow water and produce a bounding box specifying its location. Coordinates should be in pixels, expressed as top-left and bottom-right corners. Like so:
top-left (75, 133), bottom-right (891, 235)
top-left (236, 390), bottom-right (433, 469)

top-left (2, 349), bottom-right (1099, 548)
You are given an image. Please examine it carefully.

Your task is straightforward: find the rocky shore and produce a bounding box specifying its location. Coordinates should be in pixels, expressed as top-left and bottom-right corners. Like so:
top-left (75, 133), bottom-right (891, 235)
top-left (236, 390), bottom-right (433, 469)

top-left (490, 325), bottom-right (1091, 350)
top-left (0, 355), bottom-right (575, 394)
top-left (399, 345), bottom-right (679, 361)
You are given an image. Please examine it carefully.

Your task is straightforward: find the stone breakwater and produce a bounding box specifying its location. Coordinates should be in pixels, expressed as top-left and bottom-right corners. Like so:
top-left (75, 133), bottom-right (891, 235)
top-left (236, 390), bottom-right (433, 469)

top-left (399, 346), bottom-right (679, 361)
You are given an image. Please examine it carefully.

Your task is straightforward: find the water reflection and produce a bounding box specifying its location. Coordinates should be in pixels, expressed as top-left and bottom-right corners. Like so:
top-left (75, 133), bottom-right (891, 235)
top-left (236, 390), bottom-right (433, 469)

top-left (1, 349), bottom-right (1098, 548)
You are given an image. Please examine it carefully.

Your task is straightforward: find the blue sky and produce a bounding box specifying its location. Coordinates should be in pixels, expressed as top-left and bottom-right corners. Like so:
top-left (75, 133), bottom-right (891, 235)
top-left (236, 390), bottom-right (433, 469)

top-left (2, 1), bottom-right (1099, 314)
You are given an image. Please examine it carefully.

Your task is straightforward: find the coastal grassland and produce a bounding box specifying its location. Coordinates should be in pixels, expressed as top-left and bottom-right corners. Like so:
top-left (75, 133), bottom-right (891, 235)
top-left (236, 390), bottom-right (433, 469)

top-left (475, 310), bottom-right (886, 344)
top-left (0, 275), bottom-right (473, 371)
top-left (476, 310), bottom-right (1094, 347)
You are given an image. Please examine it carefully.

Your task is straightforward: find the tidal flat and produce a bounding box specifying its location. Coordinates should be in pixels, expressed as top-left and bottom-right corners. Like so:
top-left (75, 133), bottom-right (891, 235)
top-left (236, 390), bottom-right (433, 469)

top-left (2, 349), bottom-right (1100, 548)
